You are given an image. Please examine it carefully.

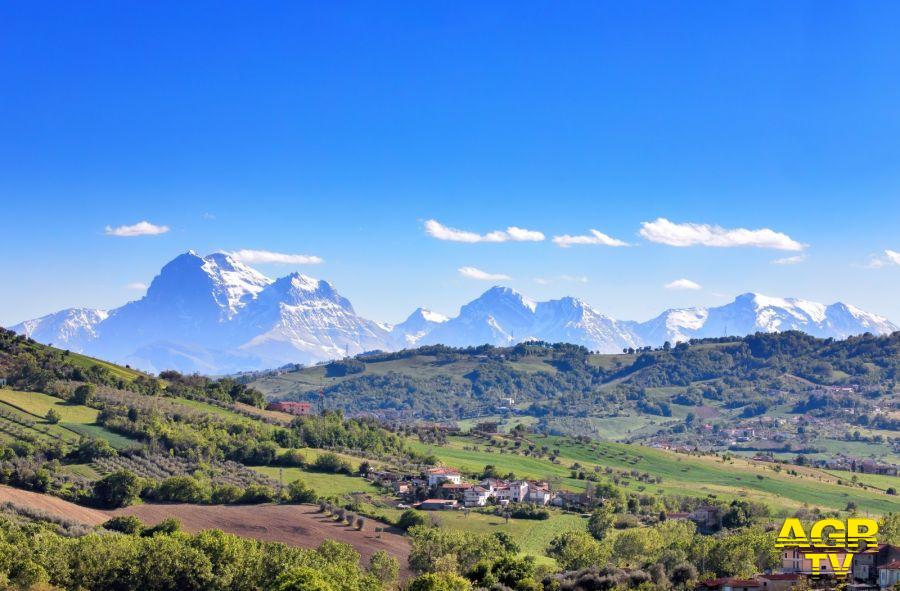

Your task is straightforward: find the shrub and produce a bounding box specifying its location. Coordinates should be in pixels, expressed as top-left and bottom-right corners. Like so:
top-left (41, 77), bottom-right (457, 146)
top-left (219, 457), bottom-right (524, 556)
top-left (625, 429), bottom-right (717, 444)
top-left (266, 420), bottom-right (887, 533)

top-left (102, 515), bottom-right (144, 535)
top-left (397, 509), bottom-right (427, 531)
top-left (287, 479), bottom-right (317, 503)
top-left (311, 452), bottom-right (353, 475)
top-left (241, 484), bottom-right (277, 503)
top-left (93, 470), bottom-right (141, 508)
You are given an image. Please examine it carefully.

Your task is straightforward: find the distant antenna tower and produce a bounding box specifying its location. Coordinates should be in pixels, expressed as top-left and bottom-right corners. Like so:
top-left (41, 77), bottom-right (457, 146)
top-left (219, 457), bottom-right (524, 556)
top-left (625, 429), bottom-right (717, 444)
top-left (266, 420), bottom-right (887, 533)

top-left (345, 343), bottom-right (349, 358)
top-left (724, 325), bottom-right (728, 337)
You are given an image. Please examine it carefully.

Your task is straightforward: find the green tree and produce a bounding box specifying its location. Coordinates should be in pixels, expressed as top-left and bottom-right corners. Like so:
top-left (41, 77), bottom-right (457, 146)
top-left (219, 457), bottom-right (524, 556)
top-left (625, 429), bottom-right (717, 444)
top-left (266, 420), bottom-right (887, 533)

top-left (368, 550), bottom-right (399, 587)
top-left (287, 479), bottom-right (317, 503)
top-left (880, 513), bottom-right (900, 544)
top-left (102, 515), bottom-right (144, 534)
top-left (397, 509), bottom-right (427, 531)
top-left (407, 572), bottom-right (473, 591)
top-left (587, 505), bottom-right (615, 540)
top-left (546, 530), bottom-right (610, 570)
top-left (72, 383), bottom-right (96, 405)
top-left (93, 470), bottom-right (141, 508)
top-left (45, 408), bottom-right (61, 424)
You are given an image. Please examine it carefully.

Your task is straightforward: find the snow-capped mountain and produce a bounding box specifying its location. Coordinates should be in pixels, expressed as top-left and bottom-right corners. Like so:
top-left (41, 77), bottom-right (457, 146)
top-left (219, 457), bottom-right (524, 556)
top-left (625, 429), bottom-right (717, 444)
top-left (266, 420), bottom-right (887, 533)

top-left (634, 293), bottom-right (898, 344)
top-left (11, 308), bottom-right (108, 350)
top-left (234, 273), bottom-right (391, 366)
top-left (420, 287), bottom-right (640, 353)
top-left (9, 252), bottom-right (898, 373)
top-left (389, 308), bottom-right (448, 347)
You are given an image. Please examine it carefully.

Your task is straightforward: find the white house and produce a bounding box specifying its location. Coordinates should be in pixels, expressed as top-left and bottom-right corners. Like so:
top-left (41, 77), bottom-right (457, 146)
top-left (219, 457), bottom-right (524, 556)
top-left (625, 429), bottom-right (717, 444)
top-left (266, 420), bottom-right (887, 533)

top-left (879, 560), bottom-right (900, 589)
top-left (464, 486), bottom-right (491, 507)
top-left (426, 467), bottom-right (462, 487)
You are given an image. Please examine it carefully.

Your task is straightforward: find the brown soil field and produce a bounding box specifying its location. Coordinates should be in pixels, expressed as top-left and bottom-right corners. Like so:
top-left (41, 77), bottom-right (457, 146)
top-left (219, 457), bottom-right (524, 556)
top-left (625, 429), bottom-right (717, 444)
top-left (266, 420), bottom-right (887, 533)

top-left (0, 485), bottom-right (411, 576)
top-left (0, 485), bottom-right (108, 525)
top-left (111, 503), bottom-right (412, 576)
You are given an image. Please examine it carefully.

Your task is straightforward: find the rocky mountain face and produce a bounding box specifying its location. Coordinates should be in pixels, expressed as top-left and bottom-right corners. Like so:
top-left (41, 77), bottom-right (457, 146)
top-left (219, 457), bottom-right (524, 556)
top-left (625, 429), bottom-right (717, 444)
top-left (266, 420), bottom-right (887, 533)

top-left (10, 252), bottom-right (897, 373)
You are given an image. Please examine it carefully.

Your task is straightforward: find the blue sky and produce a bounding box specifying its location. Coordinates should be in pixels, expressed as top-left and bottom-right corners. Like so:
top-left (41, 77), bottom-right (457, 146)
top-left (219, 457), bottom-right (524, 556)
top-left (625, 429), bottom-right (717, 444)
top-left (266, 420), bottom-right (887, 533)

top-left (3, 2), bottom-right (900, 326)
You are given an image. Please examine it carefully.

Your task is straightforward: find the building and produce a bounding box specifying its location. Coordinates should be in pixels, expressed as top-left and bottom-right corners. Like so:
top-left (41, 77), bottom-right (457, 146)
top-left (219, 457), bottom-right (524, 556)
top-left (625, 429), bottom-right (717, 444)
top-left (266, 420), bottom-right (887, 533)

top-left (494, 481), bottom-right (529, 504)
top-left (464, 486), bottom-right (491, 507)
top-left (267, 401), bottom-right (313, 416)
top-left (700, 578), bottom-right (761, 591)
top-left (757, 573), bottom-right (800, 591)
top-left (690, 506), bottom-right (721, 530)
top-left (781, 548), bottom-right (854, 576)
top-left (418, 499), bottom-right (458, 511)
top-left (426, 467), bottom-right (462, 487)
top-left (878, 560), bottom-right (900, 589)
top-left (853, 544), bottom-right (900, 584)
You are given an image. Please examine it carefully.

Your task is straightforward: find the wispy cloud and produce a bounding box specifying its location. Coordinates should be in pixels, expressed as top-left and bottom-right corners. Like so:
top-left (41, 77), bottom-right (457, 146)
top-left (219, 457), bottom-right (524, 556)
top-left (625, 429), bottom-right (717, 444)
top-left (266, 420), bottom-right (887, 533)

top-left (458, 266), bottom-right (512, 281)
top-left (665, 278), bottom-right (702, 290)
top-left (639, 218), bottom-right (805, 251)
top-left (124, 282), bottom-right (147, 291)
top-left (771, 254), bottom-right (808, 265)
top-left (534, 275), bottom-right (589, 285)
top-left (425, 219), bottom-right (544, 243)
top-left (861, 250), bottom-right (900, 269)
top-left (552, 229), bottom-right (629, 248)
top-left (105, 221), bottom-right (170, 237)
top-left (230, 249), bottom-right (324, 265)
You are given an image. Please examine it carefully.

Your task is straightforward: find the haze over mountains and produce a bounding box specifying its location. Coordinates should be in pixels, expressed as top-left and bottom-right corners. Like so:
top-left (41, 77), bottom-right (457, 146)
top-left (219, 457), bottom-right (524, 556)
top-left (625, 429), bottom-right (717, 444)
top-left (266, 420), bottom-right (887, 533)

top-left (10, 252), bottom-right (897, 374)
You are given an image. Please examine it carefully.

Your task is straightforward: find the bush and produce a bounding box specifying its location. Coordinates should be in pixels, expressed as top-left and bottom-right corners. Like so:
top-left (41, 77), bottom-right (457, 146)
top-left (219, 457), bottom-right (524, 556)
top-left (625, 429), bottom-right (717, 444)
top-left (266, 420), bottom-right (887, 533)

top-left (142, 517), bottom-right (181, 537)
top-left (508, 504), bottom-right (550, 520)
top-left (102, 515), bottom-right (144, 535)
top-left (311, 452), bottom-right (353, 474)
top-left (45, 409), bottom-right (61, 424)
top-left (156, 476), bottom-right (209, 504)
top-left (93, 470), bottom-right (141, 508)
top-left (286, 479), bottom-right (317, 503)
top-left (72, 383), bottom-right (96, 405)
top-left (241, 484), bottom-right (277, 504)
top-left (397, 509), bottom-right (427, 531)
top-left (211, 484), bottom-right (244, 504)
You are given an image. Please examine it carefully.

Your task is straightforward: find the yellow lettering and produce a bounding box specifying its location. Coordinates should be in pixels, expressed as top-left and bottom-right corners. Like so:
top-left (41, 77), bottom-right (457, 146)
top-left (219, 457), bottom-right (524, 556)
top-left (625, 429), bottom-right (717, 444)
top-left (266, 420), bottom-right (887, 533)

top-left (847, 518), bottom-right (879, 552)
top-left (827, 553), bottom-right (853, 577)
top-left (806, 553), bottom-right (826, 576)
top-left (776, 518), bottom-right (809, 548)
top-left (810, 518), bottom-right (844, 548)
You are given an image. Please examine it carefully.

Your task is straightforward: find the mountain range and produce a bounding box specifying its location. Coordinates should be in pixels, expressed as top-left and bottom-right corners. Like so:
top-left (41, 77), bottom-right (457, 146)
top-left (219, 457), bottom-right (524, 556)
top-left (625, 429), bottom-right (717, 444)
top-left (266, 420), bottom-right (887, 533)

top-left (10, 251), bottom-right (898, 374)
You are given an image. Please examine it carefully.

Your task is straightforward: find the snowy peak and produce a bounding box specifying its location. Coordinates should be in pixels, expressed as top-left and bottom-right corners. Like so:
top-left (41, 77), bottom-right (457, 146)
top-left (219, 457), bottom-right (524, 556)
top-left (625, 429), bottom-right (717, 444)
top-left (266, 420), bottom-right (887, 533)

top-left (10, 308), bottom-right (108, 351)
top-left (389, 308), bottom-right (449, 348)
top-left (635, 293), bottom-right (898, 344)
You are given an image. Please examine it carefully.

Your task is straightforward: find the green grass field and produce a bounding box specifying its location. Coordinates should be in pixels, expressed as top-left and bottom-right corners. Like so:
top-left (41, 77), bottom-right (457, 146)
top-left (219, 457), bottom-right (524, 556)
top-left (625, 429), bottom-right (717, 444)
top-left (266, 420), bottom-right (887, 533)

top-left (251, 466), bottom-right (380, 496)
top-left (408, 434), bottom-right (900, 515)
top-left (0, 388), bottom-right (139, 449)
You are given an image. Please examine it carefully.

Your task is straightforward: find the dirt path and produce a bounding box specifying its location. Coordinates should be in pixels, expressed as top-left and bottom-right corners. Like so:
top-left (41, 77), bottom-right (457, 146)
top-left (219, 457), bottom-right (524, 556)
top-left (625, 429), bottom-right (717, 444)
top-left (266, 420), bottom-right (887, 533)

top-left (0, 486), bottom-right (411, 577)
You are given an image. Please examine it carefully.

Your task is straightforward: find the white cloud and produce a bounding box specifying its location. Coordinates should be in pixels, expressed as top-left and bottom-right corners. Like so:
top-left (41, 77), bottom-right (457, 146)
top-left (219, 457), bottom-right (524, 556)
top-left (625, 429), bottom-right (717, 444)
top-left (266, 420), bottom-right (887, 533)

top-left (534, 277), bottom-right (550, 285)
top-left (664, 278), bottom-right (702, 291)
top-left (105, 221), bottom-right (170, 237)
top-left (560, 274), bottom-right (589, 283)
top-left (861, 250), bottom-right (900, 269)
top-left (552, 229), bottom-right (629, 248)
top-left (230, 249), bottom-right (324, 265)
top-left (458, 266), bottom-right (512, 281)
top-left (886, 250), bottom-right (900, 265)
top-left (425, 219), bottom-right (544, 243)
top-left (639, 218), bottom-right (805, 251)
top-left (125, 282), bottom-right (147, 290)
top-left (771, 254), bottom-right (808, 265)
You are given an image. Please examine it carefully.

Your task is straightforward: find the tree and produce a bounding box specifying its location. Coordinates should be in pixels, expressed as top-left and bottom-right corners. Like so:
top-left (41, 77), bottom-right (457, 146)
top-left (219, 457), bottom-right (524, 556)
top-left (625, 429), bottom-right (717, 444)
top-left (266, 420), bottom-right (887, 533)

top-left (670, 562), bottom-right (698, 589)
top-left (588, 505), bottom-right (615, 540)
top-left (72, 383), bottom-right (96, 405)
top-left (397, 509), bottom-right (427, 531)
top-left (102, 515), bottom-right (144, 535)
top-left (45, 408), bottom-right (60, 424)
top-left (156, 476), bottom-right (209, 503)
top-left (880, 513), bottom-right (900, 544)
top-left (368, 550), bottom-right (399, 587)
top-left (407, 572), bottom-right (473, 591)
top-left (546, 530), bottom-right (610, 570)
top-left (93, 470), bottom-right (141, 508)
top-left (287, 479), bottom-right (317, 503)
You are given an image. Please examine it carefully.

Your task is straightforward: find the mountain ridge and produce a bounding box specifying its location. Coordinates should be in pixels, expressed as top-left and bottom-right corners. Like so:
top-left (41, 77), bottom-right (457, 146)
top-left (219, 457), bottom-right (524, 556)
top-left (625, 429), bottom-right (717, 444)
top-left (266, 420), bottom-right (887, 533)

top-left (9, 251), bottom-right (897, 373)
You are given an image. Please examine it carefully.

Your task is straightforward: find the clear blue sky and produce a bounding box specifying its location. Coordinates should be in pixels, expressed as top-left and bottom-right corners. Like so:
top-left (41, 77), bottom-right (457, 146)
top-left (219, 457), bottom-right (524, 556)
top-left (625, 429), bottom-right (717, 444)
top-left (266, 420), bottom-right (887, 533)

top-left (3, 2), bottom-right (900, 326)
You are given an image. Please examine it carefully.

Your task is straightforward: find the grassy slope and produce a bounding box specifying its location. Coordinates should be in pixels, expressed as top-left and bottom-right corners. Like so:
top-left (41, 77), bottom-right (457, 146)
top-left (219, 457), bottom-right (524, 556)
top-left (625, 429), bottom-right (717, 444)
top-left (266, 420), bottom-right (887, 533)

top-left (408, 435), bottom-right (900, 515)
top-left (0, 388), bottom-right (138, 449)
top-left (251, 466), bottom-right (380, 496)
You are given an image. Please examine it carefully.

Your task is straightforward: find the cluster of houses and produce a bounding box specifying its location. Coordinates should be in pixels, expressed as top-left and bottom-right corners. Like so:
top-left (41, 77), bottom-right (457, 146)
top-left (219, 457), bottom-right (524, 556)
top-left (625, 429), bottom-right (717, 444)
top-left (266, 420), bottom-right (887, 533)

top-left (371, 466), bottom-right (557, 510)
top-left (698, 544), bottom-right (900, 591)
